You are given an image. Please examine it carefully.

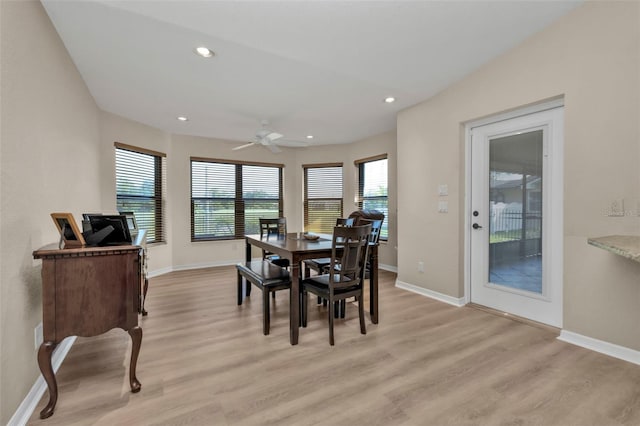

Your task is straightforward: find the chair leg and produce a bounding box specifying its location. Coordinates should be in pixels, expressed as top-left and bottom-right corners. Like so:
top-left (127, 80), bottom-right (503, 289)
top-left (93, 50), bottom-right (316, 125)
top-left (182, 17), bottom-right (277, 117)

top-left (317, 296), bottom-right (322, 305)
top-left (246, 280), bottom-right (252, 297)
top-left (340, 300), bottom-right (346, 318)
top-left (328, 298), bottom-right (335, 346)
top-left (263, 289), bottom-right (270, 335)
top-left (237, 273), bottom-right (243, 305)
top-left (272, 292), bottom-right (276, 299)
top-left (358, 295), bottom-right (366, 335)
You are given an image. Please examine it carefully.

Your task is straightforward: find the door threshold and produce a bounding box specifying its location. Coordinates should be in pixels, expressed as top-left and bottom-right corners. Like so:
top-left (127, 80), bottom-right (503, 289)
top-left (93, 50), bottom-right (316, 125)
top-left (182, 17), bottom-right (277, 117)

top-left (466, 303), bottom-right (560, 335)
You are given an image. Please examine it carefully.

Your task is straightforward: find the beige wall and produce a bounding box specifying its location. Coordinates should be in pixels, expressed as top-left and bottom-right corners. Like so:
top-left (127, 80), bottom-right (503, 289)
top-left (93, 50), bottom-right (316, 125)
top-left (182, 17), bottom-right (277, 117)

top-left (168, 134), bottom-right (298, 268)
top-left (99, 111), bottom-right (174, 273)
top-left (167, 130), bottom-right (397, 269)
top-left (397, 2), bottom-right (640, 348)
top-left (0, 1), bottom-right (102, 422)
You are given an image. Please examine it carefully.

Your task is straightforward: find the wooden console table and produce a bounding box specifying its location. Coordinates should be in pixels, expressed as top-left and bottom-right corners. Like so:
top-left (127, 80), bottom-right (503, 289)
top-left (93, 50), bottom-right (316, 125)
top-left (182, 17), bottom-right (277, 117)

top-left (32, 244), bottom-right (144, 419)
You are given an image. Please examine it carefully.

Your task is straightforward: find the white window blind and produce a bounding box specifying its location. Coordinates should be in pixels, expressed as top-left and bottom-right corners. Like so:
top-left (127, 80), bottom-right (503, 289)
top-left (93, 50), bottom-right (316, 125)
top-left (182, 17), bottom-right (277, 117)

top-left (304, 163), bottom-right (343, 234)
top-left (191, 158), bottom-right (283, 240)
top-left (115, 143), bottom-right (166, 243)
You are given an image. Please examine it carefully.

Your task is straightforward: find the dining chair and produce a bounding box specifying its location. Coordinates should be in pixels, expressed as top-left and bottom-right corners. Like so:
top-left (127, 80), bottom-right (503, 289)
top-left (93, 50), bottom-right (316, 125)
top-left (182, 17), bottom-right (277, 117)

top-left (325, 217), bottom-right (384, 319)
top-left (303, 217), bottom-right (354, 279)
top-left (303, 217), bottom-right (355, 311)
top-left (301, 223), bottom-right (371, 345)
top-left (361, 218), bottom-right (383, 278)
top-left (259, 217), bottom-right (290, 268)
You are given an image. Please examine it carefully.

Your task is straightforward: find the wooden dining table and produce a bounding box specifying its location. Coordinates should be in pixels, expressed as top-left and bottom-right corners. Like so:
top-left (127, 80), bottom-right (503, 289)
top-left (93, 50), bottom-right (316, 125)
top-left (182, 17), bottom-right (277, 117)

top-left (245, 232), bottom-right (379, 345)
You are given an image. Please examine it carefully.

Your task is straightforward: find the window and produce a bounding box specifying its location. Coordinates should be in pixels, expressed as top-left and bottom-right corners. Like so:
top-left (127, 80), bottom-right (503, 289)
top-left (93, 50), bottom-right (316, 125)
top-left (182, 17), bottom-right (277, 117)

top-left (356, 154), bottom-right (388, 240)
top-left (303, 163), bottom-right (343, 234)
top-left (191, 158), bottom-right (283, 241)
top-left (115, 142), bottom-right (166, 243)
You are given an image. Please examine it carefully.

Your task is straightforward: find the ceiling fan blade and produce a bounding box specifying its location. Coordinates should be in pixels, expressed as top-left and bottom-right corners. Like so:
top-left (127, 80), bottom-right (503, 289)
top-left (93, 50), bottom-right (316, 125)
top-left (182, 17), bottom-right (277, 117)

top-left (266, 132), bottom-right (283, 142)
top-left (267, 144), bottom-right (282, 154)
top-left (277, 139), bottom-right (308, 147)
top-left (232, 142), bottom-right (255, 151)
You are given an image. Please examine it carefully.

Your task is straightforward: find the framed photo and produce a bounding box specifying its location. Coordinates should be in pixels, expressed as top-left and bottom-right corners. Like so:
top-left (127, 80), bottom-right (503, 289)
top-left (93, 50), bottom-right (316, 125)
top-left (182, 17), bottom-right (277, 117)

top-left (51, 212), bottom-right (85, 248)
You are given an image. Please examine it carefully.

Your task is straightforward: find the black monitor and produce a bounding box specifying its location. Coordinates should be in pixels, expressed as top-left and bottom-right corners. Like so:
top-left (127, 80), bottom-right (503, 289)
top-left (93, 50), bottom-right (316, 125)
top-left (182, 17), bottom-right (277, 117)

top-left (118, 211), bottom-right (139, 238)
top-left (86, 214), bottom-right (132, 246)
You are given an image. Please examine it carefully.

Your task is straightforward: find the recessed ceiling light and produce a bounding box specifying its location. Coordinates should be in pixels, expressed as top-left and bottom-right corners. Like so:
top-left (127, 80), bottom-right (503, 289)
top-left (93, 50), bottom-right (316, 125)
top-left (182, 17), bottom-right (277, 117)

top-left (177, 116), bottom-right (189, 121)
top-left (384, 97), bottom-right (396, 103)
top-left (194, 46), bottom-right (214, 58)
top-left (306, 135), bottom-right (314, 139)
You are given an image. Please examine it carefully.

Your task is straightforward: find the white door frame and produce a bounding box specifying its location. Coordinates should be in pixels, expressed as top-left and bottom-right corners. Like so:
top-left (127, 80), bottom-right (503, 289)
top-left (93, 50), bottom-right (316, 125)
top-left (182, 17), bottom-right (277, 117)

top-left (463, 98), bottom-right (564, 326)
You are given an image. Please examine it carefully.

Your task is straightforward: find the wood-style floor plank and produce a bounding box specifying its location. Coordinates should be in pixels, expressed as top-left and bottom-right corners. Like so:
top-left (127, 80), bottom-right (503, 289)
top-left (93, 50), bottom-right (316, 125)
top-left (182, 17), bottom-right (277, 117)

top-left (28, 266), bottom-right (640, 425)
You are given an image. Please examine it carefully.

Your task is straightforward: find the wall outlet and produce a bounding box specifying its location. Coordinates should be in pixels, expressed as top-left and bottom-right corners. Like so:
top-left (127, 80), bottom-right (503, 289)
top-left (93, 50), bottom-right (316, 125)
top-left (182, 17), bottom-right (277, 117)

top-left (438, 184), bottom-right (448, 196)
top-left (438, 201), bottom-right (448, 213)
top-left (34, 322), bottom-right (43, 349)
top-left (418, 261), bottom-right (424, 273)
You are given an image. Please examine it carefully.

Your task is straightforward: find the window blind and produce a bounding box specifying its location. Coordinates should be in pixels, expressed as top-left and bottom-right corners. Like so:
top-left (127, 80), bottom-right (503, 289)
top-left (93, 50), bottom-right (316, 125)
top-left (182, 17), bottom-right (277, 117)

top-left (115, 143), bottom-right (166, 243)
top-left (303, 163), bottom-right (343, 234)
top-left (356, 155), bottom-right (388, 240)
top-left (191, 158), bottom-right (283, 241)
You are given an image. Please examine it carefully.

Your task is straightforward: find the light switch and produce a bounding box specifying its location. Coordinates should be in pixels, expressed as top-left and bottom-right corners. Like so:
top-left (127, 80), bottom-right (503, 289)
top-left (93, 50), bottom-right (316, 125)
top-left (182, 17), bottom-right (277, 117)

top-left (438, 201), bottom-right (448, 213)
top-left (438, 184), bottom-right (448, 196)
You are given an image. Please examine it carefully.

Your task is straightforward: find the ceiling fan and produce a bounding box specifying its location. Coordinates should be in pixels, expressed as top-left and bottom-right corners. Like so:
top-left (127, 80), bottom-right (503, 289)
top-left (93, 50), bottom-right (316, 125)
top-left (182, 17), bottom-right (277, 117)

top-left (233, 120), bottom-right (306, 153)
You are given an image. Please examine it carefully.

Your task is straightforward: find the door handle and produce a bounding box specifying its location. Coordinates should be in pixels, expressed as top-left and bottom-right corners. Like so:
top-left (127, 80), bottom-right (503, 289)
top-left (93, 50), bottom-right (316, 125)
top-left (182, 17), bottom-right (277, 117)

top-left (472, 223), bottom-right (482, 230)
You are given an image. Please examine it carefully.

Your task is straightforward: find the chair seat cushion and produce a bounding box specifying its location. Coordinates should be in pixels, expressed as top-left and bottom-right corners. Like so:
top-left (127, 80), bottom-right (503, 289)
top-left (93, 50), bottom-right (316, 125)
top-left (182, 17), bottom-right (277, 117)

top-left (303, 257), bottom-right (331, 270)
top-left (236, 260), bottom-right (290, 287)
top-left (302, 274), bottom-right (359, 295)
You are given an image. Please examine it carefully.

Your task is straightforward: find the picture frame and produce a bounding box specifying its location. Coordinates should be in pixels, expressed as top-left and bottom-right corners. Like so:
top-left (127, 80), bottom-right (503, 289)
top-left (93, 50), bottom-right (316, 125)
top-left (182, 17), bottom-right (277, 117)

top-left (51, 212), bottom-right (85, 248)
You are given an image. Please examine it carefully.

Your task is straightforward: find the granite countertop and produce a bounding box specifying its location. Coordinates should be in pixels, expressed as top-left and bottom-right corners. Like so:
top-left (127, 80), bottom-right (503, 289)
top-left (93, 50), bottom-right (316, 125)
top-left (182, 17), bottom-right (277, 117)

top-left (587, 235), bottom-right (640, 263)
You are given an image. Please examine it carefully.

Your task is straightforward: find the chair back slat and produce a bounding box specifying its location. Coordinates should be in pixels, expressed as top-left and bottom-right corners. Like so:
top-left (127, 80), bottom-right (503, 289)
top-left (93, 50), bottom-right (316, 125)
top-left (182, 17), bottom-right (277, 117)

top-left (329, 224), bottom-right (371, 289)
top-left (259, 217), bottom-right (287, 239)
top-left (360, 218), bottom-right (383, 245)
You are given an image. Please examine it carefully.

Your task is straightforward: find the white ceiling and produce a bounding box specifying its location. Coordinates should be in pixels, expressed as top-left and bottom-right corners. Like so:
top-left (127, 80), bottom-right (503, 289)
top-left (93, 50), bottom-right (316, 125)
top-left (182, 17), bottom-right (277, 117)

top-left (41, 0), bottom-right (580, 147)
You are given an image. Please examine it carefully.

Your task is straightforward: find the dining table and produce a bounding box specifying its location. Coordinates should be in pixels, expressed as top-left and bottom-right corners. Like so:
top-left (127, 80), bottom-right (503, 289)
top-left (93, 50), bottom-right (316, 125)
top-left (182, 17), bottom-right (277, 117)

top-left (245, 232), bottom-right (379, 345)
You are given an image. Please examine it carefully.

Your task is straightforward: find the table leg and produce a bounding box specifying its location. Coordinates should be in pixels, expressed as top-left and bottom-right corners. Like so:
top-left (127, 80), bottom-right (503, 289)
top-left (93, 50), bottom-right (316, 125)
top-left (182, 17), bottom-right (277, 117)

top-left (128, 326), bottom-right (142, 393)
top-left (290, 260), bottom-right (300, 345)
top-left (245, 239), bottom-right (252, 296)
top-left (245, 239), bottom-right (251, 262)
top-left (370, 246), bottom-right (379, 324)
top-left (37, 341), bottom-right (58, 419)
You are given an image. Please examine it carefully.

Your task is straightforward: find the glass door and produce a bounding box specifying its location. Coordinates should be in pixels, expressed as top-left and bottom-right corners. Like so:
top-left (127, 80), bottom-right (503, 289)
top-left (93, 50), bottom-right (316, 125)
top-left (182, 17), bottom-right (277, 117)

top-left (470, 108), bottom-right (563, 327)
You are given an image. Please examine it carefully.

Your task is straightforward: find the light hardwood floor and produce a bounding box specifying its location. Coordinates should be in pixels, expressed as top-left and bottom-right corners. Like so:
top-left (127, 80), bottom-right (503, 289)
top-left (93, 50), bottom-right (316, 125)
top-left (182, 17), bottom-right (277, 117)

top-left (29, 266), bottom-right (640, 425)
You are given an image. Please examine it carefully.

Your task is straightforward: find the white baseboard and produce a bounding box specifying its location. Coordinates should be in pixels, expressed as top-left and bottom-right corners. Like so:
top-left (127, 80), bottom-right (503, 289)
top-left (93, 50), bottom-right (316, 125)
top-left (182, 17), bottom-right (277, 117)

top-left (8, 336), bottom-right (77, 426)
top-left (147, 266), bottom-right (172, 278)
top-left (171, 260), bottom-right (240, 272)
top-left (558, 330), bottom-right (640, 366)
top-left (395, 279), bottom-right (466, 307)
top-left (154, 259), bottom-right (392, 276)
top-left (379, 263), bottom-right (397, 273)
